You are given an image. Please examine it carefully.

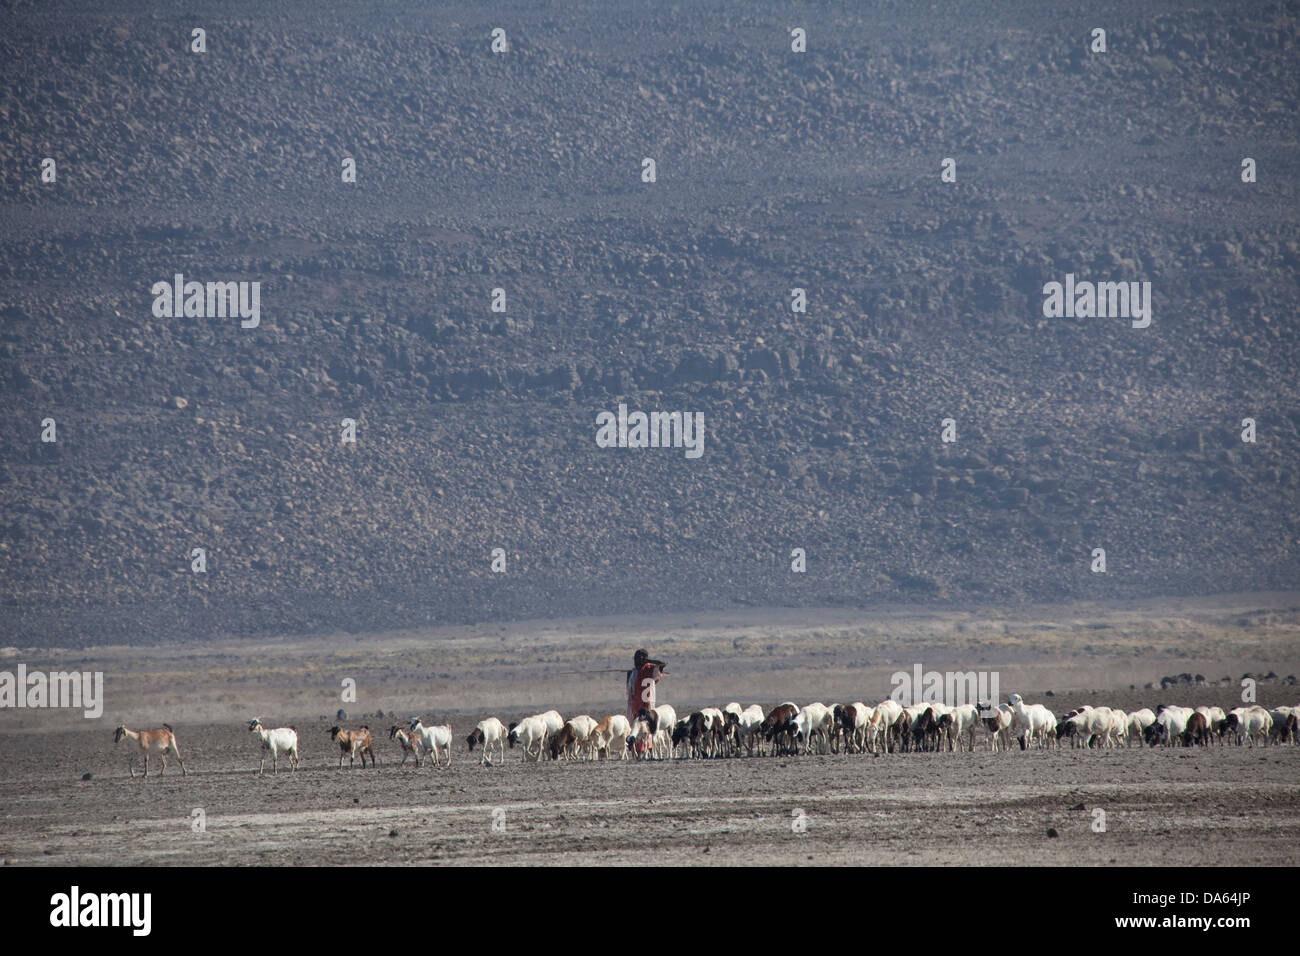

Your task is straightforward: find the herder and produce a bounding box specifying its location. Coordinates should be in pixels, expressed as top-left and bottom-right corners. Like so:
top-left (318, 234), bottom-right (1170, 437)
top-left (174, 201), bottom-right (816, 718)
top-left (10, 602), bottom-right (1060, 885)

top-left (625, 648), bottom-right (667, 756)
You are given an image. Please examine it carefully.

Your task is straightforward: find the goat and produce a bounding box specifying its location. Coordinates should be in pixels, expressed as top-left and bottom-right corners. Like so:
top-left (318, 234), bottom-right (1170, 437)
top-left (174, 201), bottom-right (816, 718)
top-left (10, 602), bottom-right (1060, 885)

top-left (629, 705), bottom-right (672, 759)
top-left (1274, 709), bottom-right (1299, 745)
top-left (730, 704), bottom-right (765, 756)
top-left (566, 715), bottom-right (601, 760)
top-left (329, 726), bottom-right (375, 768)
top-left (867, 699), bottom-right (904, 753)
top-left (651, 705), bottom-right (677, 758)
top-left (538, 710), bottom-right (566, 758)
top-left (631, 707), bottom-right (658, 759)
top-left (911, 706), bottom-right (941, 752)
top-left (550, 715), bottom-right (600, 762)
top-left (590, 714), bottom-right (632, 759)
top-left (1222, 706), bottom-right (1272, 746)
top-left (550, 723), bottom-right (579, 761)
top-left (700, 707), bottom-right (728, 757)
top-left (508, 715), bottom-right (549, 761)
top-left (467, 717), bottom-right (508, 765)
top-left (1107, 708), bottom-right (1129, 747)
top-left (833, 703), bottom-right (873, 754)
top-left (890, 710), bottom-right (913, 752)
top-left (1146, 705), bottom-right (1194, 746)
top-left (947, 703), bottom-right (980, 752)
top-left (761, 702), bottom-right (800, 756)
top-left (1008, 694), bottom-right (1056, 750)
top-left (794, 702), bottom-right (834, 755)
top-left (898, 703), bottom-right (931, 752)
top-left (678, 709), bottom-right (726, 758)
top-left (1181, 712), bottom-right (1211, 747)
top-left (1126, 708), bottom-right (1156, 746)
top-left (248, 719), bottom-right (299, 774)
top-left (1060, 706), bottom-right (1114, 749)
top-left (631, 704), bottom-right (677, 759)
top-left (925, 702), bottom-right (955, 750)
top-left (1268, 707), bottom-right (1297, 745)
top-left (113, 724), bottom-right (188, 778)
top-left (409, 718), bottom-right (453, 768)
top-left (978, 702), bottom-right (1013, 752)
top-left (389, 725), bottom-right (420, 766)
top-left (671, 716), bottom-right (694, 758)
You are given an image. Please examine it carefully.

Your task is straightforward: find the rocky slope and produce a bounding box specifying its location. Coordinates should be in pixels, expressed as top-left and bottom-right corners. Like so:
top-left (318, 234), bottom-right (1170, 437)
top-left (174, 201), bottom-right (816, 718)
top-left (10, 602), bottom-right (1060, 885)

top-left (0, 0), bottom-right (1297, 647)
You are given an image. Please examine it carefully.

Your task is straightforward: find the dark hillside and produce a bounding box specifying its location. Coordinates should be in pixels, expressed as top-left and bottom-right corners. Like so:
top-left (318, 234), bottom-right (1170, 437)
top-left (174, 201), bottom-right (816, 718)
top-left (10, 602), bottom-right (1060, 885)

top-left (1, 1), bottom-right (1297, 646)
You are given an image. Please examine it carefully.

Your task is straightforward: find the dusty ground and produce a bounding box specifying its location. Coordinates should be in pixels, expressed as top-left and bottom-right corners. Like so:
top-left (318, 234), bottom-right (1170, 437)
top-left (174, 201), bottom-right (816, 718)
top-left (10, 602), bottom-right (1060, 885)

top-left (1, 596), bottom-right (1298, 865)
top-left (3, 731), bottom-right (1298, 866)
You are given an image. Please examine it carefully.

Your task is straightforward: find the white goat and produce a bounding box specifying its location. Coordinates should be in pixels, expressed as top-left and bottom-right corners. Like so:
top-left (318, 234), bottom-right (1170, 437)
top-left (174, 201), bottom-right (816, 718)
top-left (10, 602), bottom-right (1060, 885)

top-left (868, 699), bottom-right (904, 752)
top-left (1149, 705), bottom-right (1194, 746)
top-left (508, 715), bottom-right (548, 761)
top-left (1062, 706), bottom-right (1115, 748)
top-left (1008, 694), bottom-right (1055, 749)
top-left (1268, 706), bottom-right (1297, 744)
top-left (468, 717), bottom-right (507, 765)
top-left (796, 702), bottom-right (835, 754)
top-left (409, 718), bottom-right (453, 768)
top-left (248, 718), bottom-right (299, 774)
top-left (1107, 708), bottom-right (1129, 747)
top-left (1224, 706), bottom-right (1272, 746)
top-left (651, 705), bottom-right (678, 758)
top-left (734, 704), bottom-right (766, 756)
top-left (1127, 708), bottom-right (1156, 746)
top-left (632, 704), bottom-right (676, 758)
top-left (945, 703), bottom-right (980, 752)
top-left (538, 710), bottom-right (565, 757)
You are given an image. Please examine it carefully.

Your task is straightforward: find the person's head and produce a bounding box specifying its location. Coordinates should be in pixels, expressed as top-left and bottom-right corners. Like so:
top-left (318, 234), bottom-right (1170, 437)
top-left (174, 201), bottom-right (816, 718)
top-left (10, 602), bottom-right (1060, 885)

top-left (634, 648), bottom-right (649, 668)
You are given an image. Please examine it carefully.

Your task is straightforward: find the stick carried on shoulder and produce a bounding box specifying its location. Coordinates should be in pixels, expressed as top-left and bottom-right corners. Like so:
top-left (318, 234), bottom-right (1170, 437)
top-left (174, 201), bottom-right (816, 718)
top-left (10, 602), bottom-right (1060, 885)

top-left (551, 664), bottom-right (669, 676)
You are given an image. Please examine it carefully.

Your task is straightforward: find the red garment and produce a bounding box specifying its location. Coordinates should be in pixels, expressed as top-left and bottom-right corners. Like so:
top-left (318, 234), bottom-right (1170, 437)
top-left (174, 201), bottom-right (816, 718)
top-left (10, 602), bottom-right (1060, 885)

top-left (626, 662), bottom-right (664, 721)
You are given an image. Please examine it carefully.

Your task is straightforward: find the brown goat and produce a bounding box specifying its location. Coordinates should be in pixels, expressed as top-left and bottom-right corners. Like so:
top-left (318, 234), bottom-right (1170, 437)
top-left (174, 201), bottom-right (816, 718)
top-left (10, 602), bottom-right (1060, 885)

top-left (1182, 712), bottom-right (1211, 747)
top-left (760, 703), bottom-right (800, 756)
top-left (549, 723), bottom-right (578, 761)
top-left (390, 725), bottom-right (420, 766)
top-left (329, 725), bottom-right (375, 767)
top-left (114, 724), bottom-right (188, 778)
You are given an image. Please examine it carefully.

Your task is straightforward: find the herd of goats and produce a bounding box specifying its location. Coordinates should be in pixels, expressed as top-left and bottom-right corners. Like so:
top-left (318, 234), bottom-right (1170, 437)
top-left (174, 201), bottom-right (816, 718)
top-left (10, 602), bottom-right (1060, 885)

top-left (110, 695), bottom-right (1300, 776)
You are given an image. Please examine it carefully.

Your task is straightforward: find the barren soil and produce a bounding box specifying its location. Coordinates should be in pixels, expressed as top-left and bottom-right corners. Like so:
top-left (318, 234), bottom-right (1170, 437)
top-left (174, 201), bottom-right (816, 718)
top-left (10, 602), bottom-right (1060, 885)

top-left (2, 597), bottom-right (1297, 866)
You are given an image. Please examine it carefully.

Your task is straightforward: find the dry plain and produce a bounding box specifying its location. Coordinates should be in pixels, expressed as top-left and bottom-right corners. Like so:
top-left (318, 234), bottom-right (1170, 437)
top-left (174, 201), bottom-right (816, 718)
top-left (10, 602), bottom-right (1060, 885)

top-left (2, 595), bottom-right (1297, 865)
